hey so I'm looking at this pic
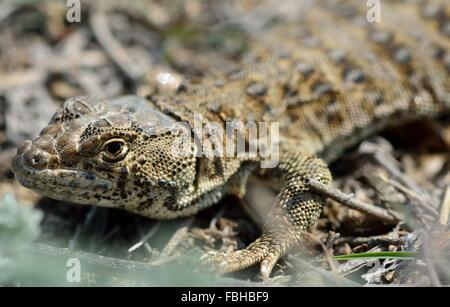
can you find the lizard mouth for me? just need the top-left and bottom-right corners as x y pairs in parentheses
(11, 154), (112, 192)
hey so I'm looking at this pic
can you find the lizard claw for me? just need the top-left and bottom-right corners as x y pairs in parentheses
(202, 238), (283, 279)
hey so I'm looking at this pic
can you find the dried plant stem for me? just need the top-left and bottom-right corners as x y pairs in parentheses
(307, 178), (398, 224)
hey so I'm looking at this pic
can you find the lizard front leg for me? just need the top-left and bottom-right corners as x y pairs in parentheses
(205, 151), (332, 279)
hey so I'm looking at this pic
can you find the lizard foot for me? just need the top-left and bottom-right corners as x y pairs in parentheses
(204, 153), (332, 279)
(203, 234), (290, 279)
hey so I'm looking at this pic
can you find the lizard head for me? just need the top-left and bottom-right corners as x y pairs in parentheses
(12, 96), (197, 218)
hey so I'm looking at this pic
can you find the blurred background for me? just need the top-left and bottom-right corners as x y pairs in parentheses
(0, 0), (449, 286)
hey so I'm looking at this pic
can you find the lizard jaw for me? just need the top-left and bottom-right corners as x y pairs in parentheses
(12, 148), (113, 204)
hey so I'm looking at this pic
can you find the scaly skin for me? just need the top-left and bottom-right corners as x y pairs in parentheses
(11, 0), (449, 278)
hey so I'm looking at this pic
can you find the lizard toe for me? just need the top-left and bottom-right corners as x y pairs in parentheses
(259, 244), (284, 279)
(202, 237), (284, 277)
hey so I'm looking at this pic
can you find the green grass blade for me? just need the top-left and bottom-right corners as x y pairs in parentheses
(332, 251), (417, 261)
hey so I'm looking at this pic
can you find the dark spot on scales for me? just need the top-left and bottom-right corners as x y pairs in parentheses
(176, 83), (188, 94)
(296, 62), (314, 78)
(328, 49), (346, 63)
(227, 69), (245, 81)
(371, 31), (393, 45)
(246, 81), (268, 97)
(117, 167), (129, 199)
(421, 3), (442, 19)
(81, 172), (96, 181)
(325, 102), (342, 125)
(343, 68), (366, 83)
(441, 21), (450, 38)
(312, 81), (332, 96)
(137, 199), (153, 211)
(164, 194), (179, 211)
(394, 48), (412, 65)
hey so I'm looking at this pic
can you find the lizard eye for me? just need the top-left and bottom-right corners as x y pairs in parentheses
(106, 141), (123, 155)
(102, 139), (128, 162)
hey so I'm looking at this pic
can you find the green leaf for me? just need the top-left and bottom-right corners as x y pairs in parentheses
(332, 251), (417, 261)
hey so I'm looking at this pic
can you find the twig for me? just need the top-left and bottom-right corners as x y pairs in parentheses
(360, 141), (440, 218)
(373, 151), (422, 195)
(421, 231), (442, 287)
(0, 70), (45, 92)
(439, 185), (450, 226)
(386, 178), (440, 218)
(322, 232), (340, 273)
(90, 8), (144, 83)
(160, 226), (189, 257)
(326, 231), (340, 249)
(320, 242), (339, 274)
(334, 232), (405, 246)
(306, 178), (398, 224)
(128, 221), (162, 253)
(150, 226), (190, 265)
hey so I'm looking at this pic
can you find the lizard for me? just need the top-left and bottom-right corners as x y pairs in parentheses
(11, 0), (450, 279)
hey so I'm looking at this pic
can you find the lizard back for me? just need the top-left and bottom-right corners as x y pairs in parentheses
(150, 0), (450, 162)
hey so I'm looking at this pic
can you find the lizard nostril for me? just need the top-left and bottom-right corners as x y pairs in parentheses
(24, 149), (51, 170)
